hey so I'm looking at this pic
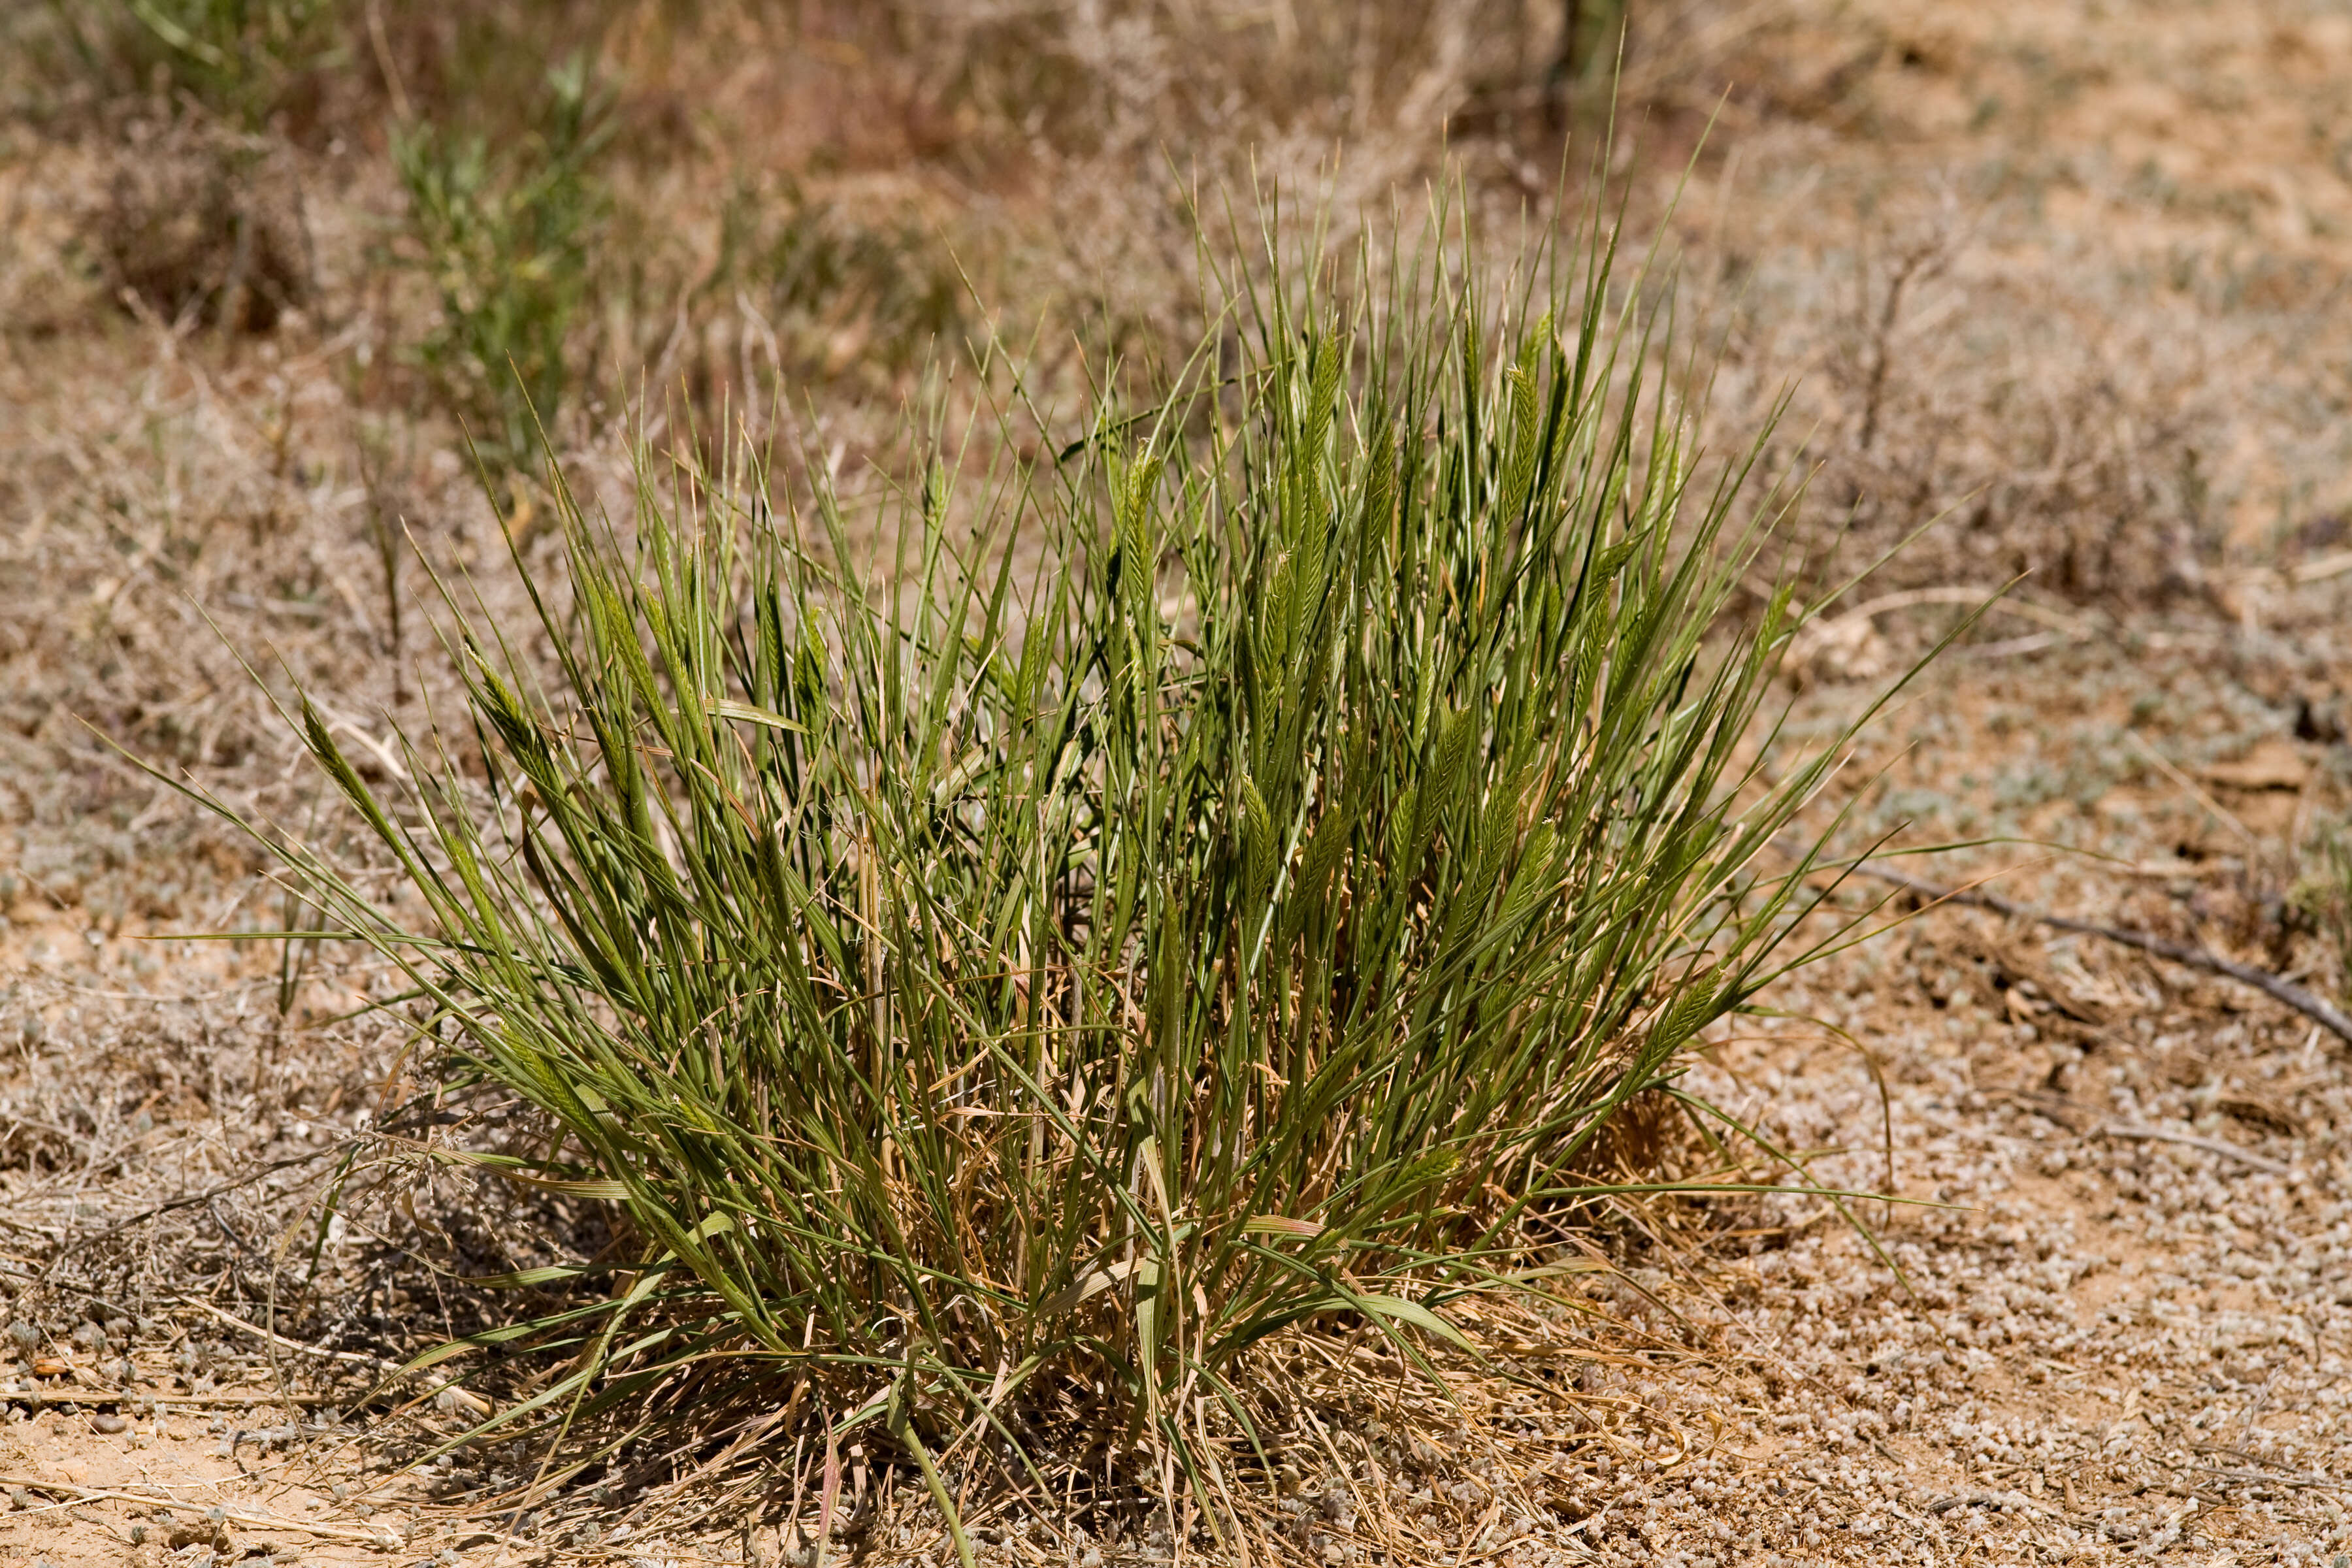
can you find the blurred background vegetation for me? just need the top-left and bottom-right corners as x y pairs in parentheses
(6, 0), (1668, 474)
(12, 0), (2350, 591)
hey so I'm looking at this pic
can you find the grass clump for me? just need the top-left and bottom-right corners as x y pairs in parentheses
(257, 214), (1892, 1533)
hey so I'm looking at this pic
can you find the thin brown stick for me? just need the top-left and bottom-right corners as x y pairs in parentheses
(2100, 1123), (2293, 1177)
(42, 1146), (344, 1264)
(2125, 732), (2254, 847)
(1, 1389), (340, 1410)
(1850, 859), (2352, 1045)
(176, 1298), (401, 1375)
(0, 1472), (400, 1546)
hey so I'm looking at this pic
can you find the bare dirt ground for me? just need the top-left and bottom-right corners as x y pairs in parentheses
(5, 2), (2352, 1565)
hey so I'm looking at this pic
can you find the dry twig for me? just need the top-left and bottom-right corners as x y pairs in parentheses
(2099, 1123), (2293, 1177)
(1844, 859), (2352, 1045)
(0, 1472), (400, 1546)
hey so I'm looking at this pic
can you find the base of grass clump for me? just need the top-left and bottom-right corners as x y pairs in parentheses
(223, 204), (1912, 1551)
(424, 1280), (1708, 1563)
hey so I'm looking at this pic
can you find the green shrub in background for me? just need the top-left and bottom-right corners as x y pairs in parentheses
(1550, 0), (1633, 115)
(48, 0), (344, 126)
(247, 210), (1905, 1543)
(393, 56), (608, 474)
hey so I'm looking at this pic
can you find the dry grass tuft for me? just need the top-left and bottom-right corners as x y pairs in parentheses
(95, 115), (313, 333)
